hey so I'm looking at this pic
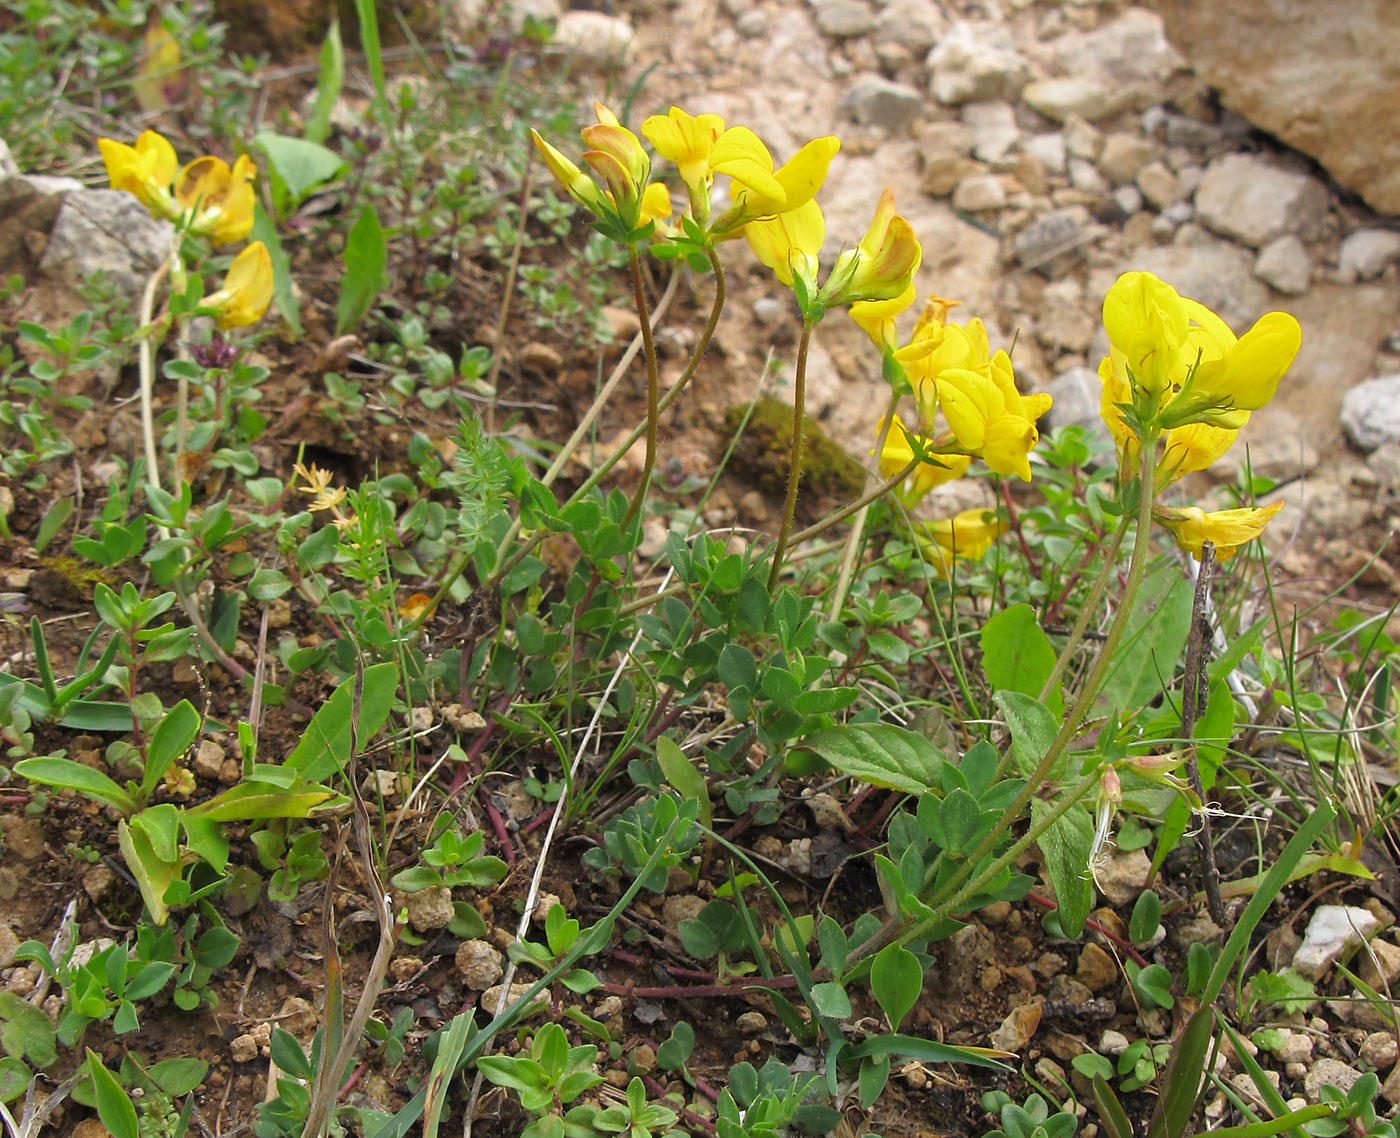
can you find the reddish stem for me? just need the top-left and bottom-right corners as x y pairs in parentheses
(485, 798), (516, 866)
(1025, 891), (1149, 966)
(600, 976), (798, 998)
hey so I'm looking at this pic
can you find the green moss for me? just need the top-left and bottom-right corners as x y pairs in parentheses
(721, 398), (865, 507)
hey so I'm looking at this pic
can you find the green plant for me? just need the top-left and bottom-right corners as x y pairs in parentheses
(390, 822), (508, 893)
(978, 1091), (1077, 1138)
(477, 1022), (606, 1138)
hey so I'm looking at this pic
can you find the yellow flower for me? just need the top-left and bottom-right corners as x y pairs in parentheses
(1153, 501), (1284, 562)
(850, 281), (917, 354)
(1102, 270), (1189, 397)
(641, 106), (726, 219)
(98, 130), (178, 217)
(174, 153), (257, 244)
(820, 188), (921, 307)
(875, 415), (971, 505)
(708, 129), (840, 237)
(530, 128), (608, 214)
(894, 312), (991, 427)
(917, 508), (1003, 577)
(203, 241), (273, 329)
(936, 351), (1052, 481)
(744, 199), (824, 291)
(639, 182), (673, 228)
(1158, 309), (1302, 430)
(293, 461), (349, 514)
(532, 103), (655, 233)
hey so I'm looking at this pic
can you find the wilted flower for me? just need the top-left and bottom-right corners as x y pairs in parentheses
(1152, 501), (1284, 562)
(174, 153), (257, 244)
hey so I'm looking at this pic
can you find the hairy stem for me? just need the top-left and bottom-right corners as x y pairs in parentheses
(620, 246), (661, 533)
(828, 390), (901, 621)
(768, 319), (814, 591)
(137, 248), (176, 495)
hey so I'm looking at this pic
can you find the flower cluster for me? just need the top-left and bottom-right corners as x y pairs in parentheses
(98, 129), (272, 329)
(1097, 271), (1301, 561)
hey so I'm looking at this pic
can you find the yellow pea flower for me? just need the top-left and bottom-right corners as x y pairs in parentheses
(820, 188), (922, 307)
(936, 351), (1052, 482)
(744, 199), (824, 292)
(709, 130), (840, 237)
(850, 281), (917, 354)
(917, 508), (1004, 577)
(203, 241), (273, 329)
(1152, 501), (1284, 562)
(895, 313), (991, 429)
(1158, 310), (1302, 430)
(530, 129), (608, 213)
(174, 153), (257, 245)
(875, 415), (971, 505)
(641, 105), (726, 221)
(1102, 270), (1188, 397)
(98, 130), (179, 217)
(531, 103), (654, 232)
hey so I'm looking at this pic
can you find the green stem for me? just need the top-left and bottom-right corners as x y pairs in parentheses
(137, 249), (176, 498)
(827, 391), (901, 622)
(767, 319), (814, 591)
(854, 431), (1161, 961)
(1037, 523), (1128, 704)
(620, 246), (661, 533)
(784, 452), (920, 549)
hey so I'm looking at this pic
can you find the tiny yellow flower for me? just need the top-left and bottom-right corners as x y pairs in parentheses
(820, 188), (922, 308)
(293, 462), (346, 512)
(174, 153), (257, 245)
(917, 508), (1003, 577)
(875, 415), (970, 505)
(936, 351), (1052, 482)
(1101, 270), (1189, 397)
(203, 241), (273, 329)
(1153, 501), (1285, 562)
(98, 130), (178, 217)
(744, 199), (824, 291)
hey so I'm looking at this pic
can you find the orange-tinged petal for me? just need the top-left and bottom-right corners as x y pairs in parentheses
(1154, 501), (1284, 562)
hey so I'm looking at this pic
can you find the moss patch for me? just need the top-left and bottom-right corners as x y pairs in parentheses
(721, 398), (865, 508)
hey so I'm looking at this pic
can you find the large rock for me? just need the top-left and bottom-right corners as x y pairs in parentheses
(1194, 154), (1329, 248)
(37, 189), (173, 301)
(1154, 0), (1400, 214)
(1341, 375), (1400, 452)
(927, 21), (1028, 106)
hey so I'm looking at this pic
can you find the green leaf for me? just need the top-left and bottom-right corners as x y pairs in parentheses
(1146, 1007), (1213, 1138)
(254, 131), (346, 207)
(846, 1033), (1010, 1071)
(187, 781), (333, 822)
(655, 1021), (694, 1070)
(148, 1057), (209, 1096)
(1092, 1075), (1134, 1138)
(142, 697), (200, 795)
(391, 867), (442, 892)
(1094, 562), (1193, 718)
(809, 981), (851, 1021)
(270, 1028), (312, 1079)
(87, 1049), (139, 1138)
(0, 1056), (33, 1104)
(0, 991), (57, 1066)
(791, 686), (861, 715)
(654, 738), (711, 831)
(995, 691), (1061, 781)
(336, 205), (388, 334)
(286, 662), (398, 781)
(981, 604), (1062, 714)
(798, 723), (946, 795)
(131, 803), (180, 863)
(118, 819), (177, 925)
(871, 943), (922, 1029)
(250, 206), (302, 335)
(305, 19), (344, 144)
(1033, 800), (1094, 938)
(1130, 889), (1162, 945)
(14, 757), (136, 814)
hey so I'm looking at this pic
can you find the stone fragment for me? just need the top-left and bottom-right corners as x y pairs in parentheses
(0, 924), (17, 970)
(0, 816), (45, 861)
(1037, 280), (1096, 352)
(840, 74), (923, 132)
(990, 1001), (1042, 1052)
(1063, 116), (1103, 161)
(1049, 9), (1187, 111)
(1193, 154), (1330, 248)
(481, 982), (546, 1015)
(1230, 1070), (1281, 1112)
(1254, 235), (1311, 295)
(736, 1010), (768, 1034)
(193, 739), (226, 780)
(82, 865), (116, 902)
(1068, 158), (1107, 196)
(1113, 186), (1144, 216)
(1095, 849), (1149, 907)
(456, 939), (504, 989)
(1099, 1029), (1130, 1056)
(1361, 1032), (1398, 1070)
(1023, 78), (1116, 124)
(1023, 132), (1067, 175)
(1097, 133), (1161, 186)
(1338, 229), (1400, 282)
(963, 101), (1020, 164)
(1273, 1030), (1313, 1065)
(0, 172), (82, 272)
(37, 189), (174, 302)
(1135, 161), (1181, 209)
(952, 174), (1006, 212)
(875, 0), (945, 55)
(1012, 209), (1089, 278)
(661, 894), (705, 933)
(1040, 368), (1112, 448)
(1292, 905), (1382, 980)
(552, 11), (633, 66)
(813, 0), (876, 38)
(230, 1034), (259, 1063)
(1155, 0), (1400, 213)
(405, 886), (455, 932)
(1303, 1058), (1363, 1103)
(927, 21), (1027, 106)
(1076, 943), (1118, 992)
(1341, 375), (1400, 452)
(1360, 937), (1400, 988)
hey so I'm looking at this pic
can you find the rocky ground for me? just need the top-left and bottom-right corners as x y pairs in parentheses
(4, 0), (1400, 1131)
